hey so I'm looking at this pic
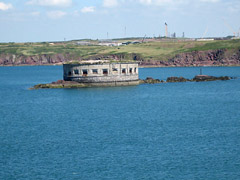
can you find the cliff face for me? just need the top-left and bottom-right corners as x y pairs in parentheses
(0, 49), (240, 67)
(0, 54), (70, 66)
(139, 49), (240, 67)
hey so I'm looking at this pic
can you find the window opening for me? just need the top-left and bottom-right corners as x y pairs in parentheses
(74, 69), (79, 75)
(92, 69), (98, 74)
(82, 69), (88, 76)
(68, 71), (72, 76)
(112, 68), (118, 72)
(129, 68), (133, 74)
(134, 67), (137, 73)
(122, 68), (126, 74)
(103, 69), (108, 75)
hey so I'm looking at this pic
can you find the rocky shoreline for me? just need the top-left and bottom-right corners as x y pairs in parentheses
(31, 75), (234, 89)
(140, 75), (232, 84)
(139, 49), (240, 67)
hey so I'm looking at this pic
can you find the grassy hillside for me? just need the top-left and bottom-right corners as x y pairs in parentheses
(0, 39), (240, 61)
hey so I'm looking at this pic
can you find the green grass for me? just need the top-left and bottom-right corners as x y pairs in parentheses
(97, 39), (240, 61)
(0, 39), (240, 61)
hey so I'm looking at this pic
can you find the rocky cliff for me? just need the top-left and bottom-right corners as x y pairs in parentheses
(1, 49), (240, 67)
(139, 49), (240, 67)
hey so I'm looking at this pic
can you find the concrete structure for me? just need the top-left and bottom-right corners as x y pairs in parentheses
(76, 41), (92, 46)
(98, 42), (122, 46)
(197, 38), (214, 41)
(165, 23), (168, 37)
(63, 60), (139, 86)
(98, 39), (123, 46)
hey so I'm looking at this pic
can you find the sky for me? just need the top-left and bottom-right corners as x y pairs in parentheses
(0, 0), (239, 42)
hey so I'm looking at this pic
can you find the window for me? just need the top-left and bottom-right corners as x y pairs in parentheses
(122, 68), (126, 74)
(112, 68), (118, 72)
(134, 67), (137, 73)
(92, 69), (98, 74)
(82, 69), (88, 76)
(74, 69), (79, 75)
(129, 68), (133, 74)
(103, 69), (108, 75)
(68, 71), (72, 76)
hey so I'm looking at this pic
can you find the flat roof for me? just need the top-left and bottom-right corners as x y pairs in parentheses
(64, 60), (138, 65)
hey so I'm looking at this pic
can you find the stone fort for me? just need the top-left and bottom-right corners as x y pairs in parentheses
(63, 60), (139, 86)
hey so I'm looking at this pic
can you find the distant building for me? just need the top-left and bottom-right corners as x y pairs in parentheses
(76, 41), (92, 45)
(63, 60), (139, 86)
(231, 37), (240, 40)
(98, 42), (122, 46)
(197, 38), (214, 41)
(98, 39), (122, 46)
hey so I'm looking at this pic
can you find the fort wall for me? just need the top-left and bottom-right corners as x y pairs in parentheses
(63, 62), (139, 85)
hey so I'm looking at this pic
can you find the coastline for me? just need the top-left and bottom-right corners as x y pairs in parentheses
(1, 63), (240, 68)
(139, 64), (240, 68)
(1, 40), (239, 68)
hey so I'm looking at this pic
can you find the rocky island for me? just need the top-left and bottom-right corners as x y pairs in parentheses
(32, 60), (140, 89)
(31, 75), (233, 89)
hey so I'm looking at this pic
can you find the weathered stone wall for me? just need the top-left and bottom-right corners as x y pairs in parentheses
(68, 75), (139, 83)
(63, 63), (139, 83)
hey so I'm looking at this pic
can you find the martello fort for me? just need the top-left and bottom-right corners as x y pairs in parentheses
(63, 60), (139, 86)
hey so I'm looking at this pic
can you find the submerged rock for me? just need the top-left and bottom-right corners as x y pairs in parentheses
(192, 75), (231, 82)
(140, 77), (163, 84)
(166, 76), (189, 82)
(31, 80), (87, 89)
(166, 75), (232, 83)
(31, 79), (140, 89)
(31, 75), (234, 89)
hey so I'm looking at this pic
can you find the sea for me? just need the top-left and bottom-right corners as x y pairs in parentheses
(0, 66), (240, 180)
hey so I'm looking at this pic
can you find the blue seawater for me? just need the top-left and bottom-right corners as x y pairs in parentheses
(0, 66), (240, 180)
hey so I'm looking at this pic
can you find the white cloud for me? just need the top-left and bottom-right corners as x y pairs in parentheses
(30, 11), (40, 16)
(101, 0), (194, 8)
(81, 6), (95, 13)
(139, 0), (152, 4)
(226, 1), (240, 13)
(72, 10), (79, 16)
(47, 11), (66, 19)
(27, 0), (72, 7)
(136, 0), (220, 6)
(103, 0), (119, 7)
(154, 0), (174, 5)
(200, 0), (219, 2)
(0, 2), (13, 11)
(135, 0), (188, 6)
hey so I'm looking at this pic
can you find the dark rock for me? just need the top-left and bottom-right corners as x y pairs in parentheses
(139, 49), (240, 67)
(166, 76), (189, 82)
(140, 77), (162, 84)
(192, 75), (231, 82)
(31, 80), (87, 89)
(31, 74), (234, 89)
